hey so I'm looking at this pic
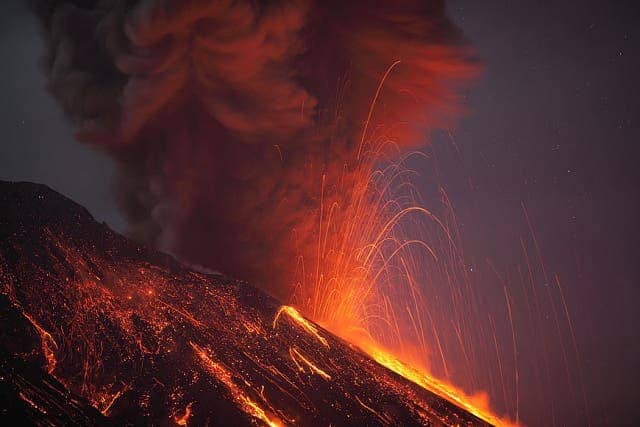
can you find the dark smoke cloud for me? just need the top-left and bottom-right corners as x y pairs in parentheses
(35, 0), (476, 297)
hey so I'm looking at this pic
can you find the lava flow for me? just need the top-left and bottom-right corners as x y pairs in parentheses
(0, 180), (492, 426)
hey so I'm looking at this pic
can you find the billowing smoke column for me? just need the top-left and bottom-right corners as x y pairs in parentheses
(36, 0), (476, 298)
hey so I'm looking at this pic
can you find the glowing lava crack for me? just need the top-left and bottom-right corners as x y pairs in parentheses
(0, 181), (492, 426)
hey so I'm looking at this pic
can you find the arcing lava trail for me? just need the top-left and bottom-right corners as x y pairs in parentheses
(0, 180), (490, 426)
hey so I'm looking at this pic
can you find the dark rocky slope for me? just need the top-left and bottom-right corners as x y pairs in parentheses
(0, 181), (488, 426)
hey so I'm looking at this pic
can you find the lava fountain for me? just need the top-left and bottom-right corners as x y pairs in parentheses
(285, 63), (516, 426)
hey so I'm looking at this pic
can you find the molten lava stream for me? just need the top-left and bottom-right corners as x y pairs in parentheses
(353, 337), (517, 427)
(278, 298), (517, 426)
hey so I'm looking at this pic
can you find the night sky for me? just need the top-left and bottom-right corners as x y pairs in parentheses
(1, 0), (639, 425)
(442, 2), (639, 423)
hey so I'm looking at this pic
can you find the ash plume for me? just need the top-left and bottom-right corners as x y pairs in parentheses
(35, 0), (477, 297)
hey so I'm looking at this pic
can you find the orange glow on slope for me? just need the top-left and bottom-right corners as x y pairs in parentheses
(190, 342), (283, 427)
(100, 387), (129, 416)
(273, 305), (329, 348)
(289, 347), (332, 380)
(354, 395), (390, 424)
(174, 402), (193, 426)
(279, 301), (517, 426)
(23, 312), (58, 374)
(19, 391), (47, 414)
(272, 303), (513, 424)
(357, 338), (517, 427)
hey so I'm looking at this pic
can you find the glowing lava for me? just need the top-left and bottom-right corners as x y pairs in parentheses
(273, 306), (329, 348)
(0, 180), (492, 426)
(174, 402), (193, 426)
(191, 342), (283, 427)
(357, 339), (517, 427)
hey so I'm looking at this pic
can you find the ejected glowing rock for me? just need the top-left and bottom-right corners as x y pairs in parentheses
(0, 181), (490, 426)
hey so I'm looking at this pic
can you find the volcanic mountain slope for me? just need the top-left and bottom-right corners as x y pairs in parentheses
(0, 181), (489, 426)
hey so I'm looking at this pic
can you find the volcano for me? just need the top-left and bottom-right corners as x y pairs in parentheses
(0, 180), (489, 426)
